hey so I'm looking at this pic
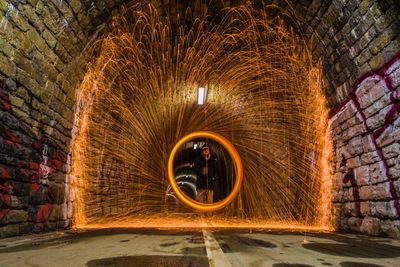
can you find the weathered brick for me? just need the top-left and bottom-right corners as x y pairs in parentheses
(20, 4), (46, 33)
(370, 29), (397, 56)
(376, 125), (395, 147)
(355, 165), (370, 185)
(360, 216), (381, 235)
(369, 162), (387, 184)
(49, 203), (67, 221)
(0, 52), (17, 77)
(374, 183), (392, 200)
(380, 219), (400, 238)
(360, 201), (371, 216)
(6, 209), (28, 223)
(360, 185), (372, 200)
(382, 142), (400, 160)
(42, 29), (57, 48)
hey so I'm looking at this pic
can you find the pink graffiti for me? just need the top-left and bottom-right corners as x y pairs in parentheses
(330, 52), (400, 216)
(340, 155), (360, 213)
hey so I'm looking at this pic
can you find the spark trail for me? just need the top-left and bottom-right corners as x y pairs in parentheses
(71, 4), (333, 230)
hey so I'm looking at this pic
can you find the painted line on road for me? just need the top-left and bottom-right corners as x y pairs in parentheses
(202, 229), (232, 267)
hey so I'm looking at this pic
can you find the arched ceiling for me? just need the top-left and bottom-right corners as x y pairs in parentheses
(53, 0), (400, 107)
(0, 0), (399, 113)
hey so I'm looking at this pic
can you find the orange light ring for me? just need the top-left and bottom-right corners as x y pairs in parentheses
(167, 131), (243, 212)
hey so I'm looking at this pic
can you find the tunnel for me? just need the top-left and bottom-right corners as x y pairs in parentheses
(0, 0), (400, 265)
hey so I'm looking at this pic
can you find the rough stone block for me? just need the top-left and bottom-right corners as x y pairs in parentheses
(374, 183), (391, 201)
(360, 216), (381, 236)
(360, 201), (371, 216)
(69, 186), (75, 202)
(366, 105), (392, 130)
(360, 185), (372, 200)
(332, 189), (343, 202)
(49, 182), (66, 204)
(356, 79), (386, 109)
(344, 202), (358, 217)
(347, 124), (366, 137)
(348, 217), (362, 232)
(363, 94), (391, 119)
(14, 86), (31, 104)
(0, 52), (17, 77)
(0, 224), (20, 238)
(389, 164), (400, 179)
(347, 156), (361, 169)
(347, 137), (364, 156)
(388, 200), (400, 219)
(374, 201), (388, 217)
(49, 203), (67, 221)
(28, 204), (53, 223)
(380, 219), (400, 238)
(10, 195), (24, 208)
(355, 165), (370, 185)
(332, 172), (343, 190)
(370, 28), (397, 56)
(20, 4), (45, 33)
(49, 171), (66, 184)
(361, 151), (380, 165)
(18, 222), (32, 236)
(6, 209), (28, 223)
(9, 94), (24, 108)
(370, 54), (385, 70)
(362, 135), (375, 153)
(370, 162), (387, 184)
(382, 142), (399, 160)
(376, 125), (395, 147)
(332, 215), (341, 230)
(8, 5), (31, 32)
(339, 216), (350, 230)
(342, 187), (351, 202)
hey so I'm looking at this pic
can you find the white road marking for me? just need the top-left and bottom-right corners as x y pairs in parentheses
(202, 229), (232, 267)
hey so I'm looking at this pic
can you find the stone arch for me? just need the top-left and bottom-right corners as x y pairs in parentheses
(0, 0), (399, 238)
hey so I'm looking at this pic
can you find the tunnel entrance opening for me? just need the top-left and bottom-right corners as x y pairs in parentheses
(70, 4), (333, 230)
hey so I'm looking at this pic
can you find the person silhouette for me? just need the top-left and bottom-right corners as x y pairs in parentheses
(194, 144), (221, 203)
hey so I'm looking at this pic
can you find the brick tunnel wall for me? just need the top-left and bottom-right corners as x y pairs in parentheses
(0, 0), (399, 238)
(291, 0), (400, 238)
(0, 0), (132, 238)
(329, 54), (400, 238)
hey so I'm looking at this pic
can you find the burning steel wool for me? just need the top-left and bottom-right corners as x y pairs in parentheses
(71, 4), (333, 230)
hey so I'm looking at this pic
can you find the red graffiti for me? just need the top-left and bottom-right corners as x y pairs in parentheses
(0, 209), (10, 221)
(2, 129), (19, 143)
(0, 165), (12, 180)
(16, 162), (40, 171)
(31, 204), (53, 223)
(0, 83), (11, 111)
(0, 81), (67, 225)
(330, 52), (400, 216)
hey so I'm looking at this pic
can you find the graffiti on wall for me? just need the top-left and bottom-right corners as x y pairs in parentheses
(0, 81), (67, 226)
(339, 154), (360, 213)
(330, 53), (400, 217)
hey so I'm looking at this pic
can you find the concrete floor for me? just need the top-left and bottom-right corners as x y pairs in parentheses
(0, 228), (399, 267)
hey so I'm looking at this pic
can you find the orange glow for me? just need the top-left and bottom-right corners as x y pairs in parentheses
(70, 4), (334, 230)
(74, 215), (332, 232)
(168, 131), (243, 212)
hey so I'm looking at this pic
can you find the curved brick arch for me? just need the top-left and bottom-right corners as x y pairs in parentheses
(0, 0), (399, 238)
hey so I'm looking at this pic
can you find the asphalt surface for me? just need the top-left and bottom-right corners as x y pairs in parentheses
(0, 228), (399, 267)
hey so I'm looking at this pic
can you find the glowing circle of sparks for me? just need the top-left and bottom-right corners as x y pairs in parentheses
(168, 131), (243, 212)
